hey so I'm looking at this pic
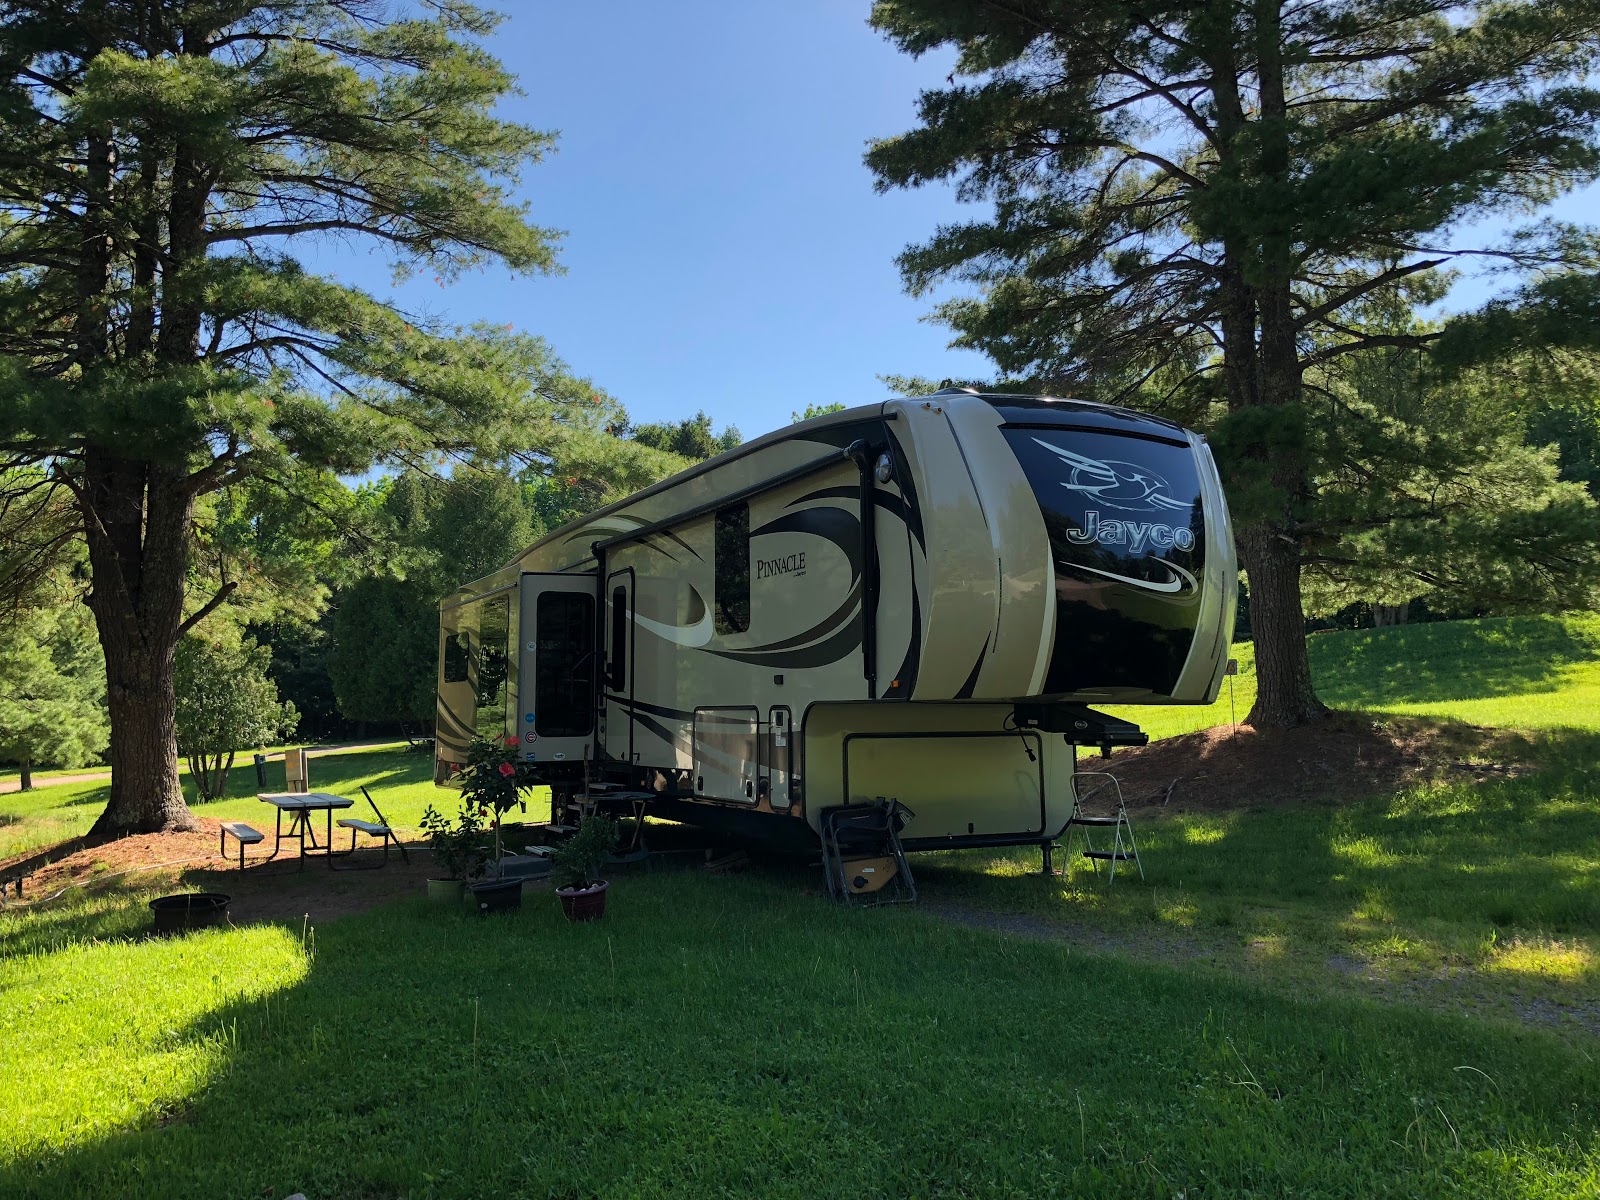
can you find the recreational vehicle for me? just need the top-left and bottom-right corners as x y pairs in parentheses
(436, 389), (1236, 865)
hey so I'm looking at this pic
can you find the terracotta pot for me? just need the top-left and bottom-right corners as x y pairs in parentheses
(556, 879), (609, 922)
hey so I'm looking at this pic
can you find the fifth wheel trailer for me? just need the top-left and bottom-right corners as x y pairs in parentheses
(435, 388), (1236, 855)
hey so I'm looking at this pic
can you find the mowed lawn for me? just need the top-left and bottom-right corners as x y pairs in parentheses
(3, 871), (1599, 1199)
(0, 745), (468, 863)
(1, 613), (1598, 1198)
(1109, 611), (1600, 740)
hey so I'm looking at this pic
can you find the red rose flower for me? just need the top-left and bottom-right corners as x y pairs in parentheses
(497, 762), (516, 778)
(504, 736), (520, 748)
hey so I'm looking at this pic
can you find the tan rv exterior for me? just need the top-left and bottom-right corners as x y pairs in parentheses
(437, 390), (1236, 852)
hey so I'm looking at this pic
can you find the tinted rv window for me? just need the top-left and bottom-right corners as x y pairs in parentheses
(714, 503), (751, 635)
(442, 630), (469, 683)
(535, 591), (595, 737)
(474, 596), (511, 738)
(609, 586), (628, 691)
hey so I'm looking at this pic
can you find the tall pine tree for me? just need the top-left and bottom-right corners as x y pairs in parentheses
(0, 1), (576, 833)
(867, 0), (1600, 726)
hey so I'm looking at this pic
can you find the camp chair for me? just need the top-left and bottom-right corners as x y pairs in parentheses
(331, 786), (410, 870)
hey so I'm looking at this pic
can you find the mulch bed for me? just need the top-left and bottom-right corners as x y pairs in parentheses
(1100, 712), (1539, 816)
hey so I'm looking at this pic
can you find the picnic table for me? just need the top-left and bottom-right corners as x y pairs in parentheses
(257, 792), (355, 869)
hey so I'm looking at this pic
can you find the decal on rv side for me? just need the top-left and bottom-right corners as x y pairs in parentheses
(756, 551), (806, 580)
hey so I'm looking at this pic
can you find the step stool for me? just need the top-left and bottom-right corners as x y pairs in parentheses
(1066, 772), (1143, 884)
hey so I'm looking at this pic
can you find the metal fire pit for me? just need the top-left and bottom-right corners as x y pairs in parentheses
(149, 892), (231, 935)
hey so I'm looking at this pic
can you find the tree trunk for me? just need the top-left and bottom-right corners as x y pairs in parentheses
(81, 452), (199, 835)
(1233, 0), (1328, 730)
(19, 756), (31, 792)
(1239, 526), (1327, 727)
(94, 665), (191, 834)
(1372, 601), (1410, 627)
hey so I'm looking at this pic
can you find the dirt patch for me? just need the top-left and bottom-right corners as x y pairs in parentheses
(1096, 713), (1538, 816)
(3, 817), (449, 928)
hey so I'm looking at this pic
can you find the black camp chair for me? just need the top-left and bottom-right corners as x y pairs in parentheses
(331, 787), (410, 870)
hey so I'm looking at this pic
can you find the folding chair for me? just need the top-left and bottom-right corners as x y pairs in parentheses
(331, 786), (411, 870)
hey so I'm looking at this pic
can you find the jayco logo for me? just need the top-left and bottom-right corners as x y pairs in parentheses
(756, 552), (806, 580)
(1067, 510), (1194, 553)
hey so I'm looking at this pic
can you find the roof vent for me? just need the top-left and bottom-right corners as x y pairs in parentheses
(932, 384), (981, 396)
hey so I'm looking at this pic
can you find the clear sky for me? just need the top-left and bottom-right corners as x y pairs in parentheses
(322, 0), (989, 443)
(322, 1), (1598, 446)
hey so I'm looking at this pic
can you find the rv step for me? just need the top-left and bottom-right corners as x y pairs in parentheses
(1082, 850), (1137, 861)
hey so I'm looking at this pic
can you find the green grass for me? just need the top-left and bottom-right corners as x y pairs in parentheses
(0, 739), (406, 790)
(3, 614), (1600, 1196)
(3, 870), (1598, 1199)
(1110, 612), (1600, 740)
(919, 726), (1600, 1032)
(0, 745), (452, 862)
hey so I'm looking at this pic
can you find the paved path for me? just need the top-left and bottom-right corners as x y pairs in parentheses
(0, 742), (410, 796)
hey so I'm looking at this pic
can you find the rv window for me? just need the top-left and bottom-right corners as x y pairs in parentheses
(535, 591), (595, 738)
(714, 503), (750, 635)
(442, 629), (469, 683)
(609, 586), (628, 692)
(474, 596), (511, 738)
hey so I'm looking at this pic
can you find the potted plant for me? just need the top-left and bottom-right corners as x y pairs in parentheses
(552, 813), (620, 922)
(420, 800), (490, 903)
(458, 735), (535, 913)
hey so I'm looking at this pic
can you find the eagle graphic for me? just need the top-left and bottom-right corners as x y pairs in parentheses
(1032, 438), (1192, 513)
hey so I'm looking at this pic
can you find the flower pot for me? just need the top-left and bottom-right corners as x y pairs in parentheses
(467, 877), (524, 915)
(149, 892), (230, 936)
(426, 877), (464, 904)
(556, 880), (610, 922)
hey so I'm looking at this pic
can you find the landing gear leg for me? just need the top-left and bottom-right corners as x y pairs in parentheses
(1041, 841), (1063, 877)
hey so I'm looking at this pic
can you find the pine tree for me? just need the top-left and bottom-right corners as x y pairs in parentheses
(0, 1), (574, 832)
(0, 602), (107, 791)
(867, 0), (1600, 726)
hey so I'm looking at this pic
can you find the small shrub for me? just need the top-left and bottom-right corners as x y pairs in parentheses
(551, 814), (620, 892)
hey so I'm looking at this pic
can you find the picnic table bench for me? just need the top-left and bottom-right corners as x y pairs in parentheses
(218, 821), (265, 869)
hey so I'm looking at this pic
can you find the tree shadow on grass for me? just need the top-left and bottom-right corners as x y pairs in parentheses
(915, 726), (1600, 1014)
(1309, 616), (1600, 707)
(4, 876), (1600, 1199)
(62, 785), (112, 808)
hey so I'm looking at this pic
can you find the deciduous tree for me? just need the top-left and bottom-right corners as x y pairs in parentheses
(173, 633), (295, 802)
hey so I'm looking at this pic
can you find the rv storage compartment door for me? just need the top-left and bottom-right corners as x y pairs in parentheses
(693, 707), (758, 802)
(518, 573), (597, 766)
(843, 732), (1045, 843)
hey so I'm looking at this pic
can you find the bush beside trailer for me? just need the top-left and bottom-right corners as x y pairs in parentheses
(436, 389), (1237, 855)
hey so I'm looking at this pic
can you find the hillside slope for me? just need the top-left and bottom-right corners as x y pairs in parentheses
(1109, 612), (1600, 740)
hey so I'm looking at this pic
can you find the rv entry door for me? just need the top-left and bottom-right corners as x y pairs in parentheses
(517, 572), (597, 766)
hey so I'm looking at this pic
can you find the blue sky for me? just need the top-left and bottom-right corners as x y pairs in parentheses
(324, 0), (988, 442)
(323, 1), (1598, 446)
